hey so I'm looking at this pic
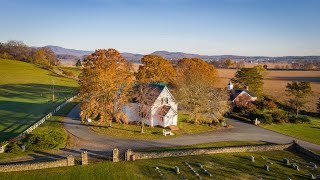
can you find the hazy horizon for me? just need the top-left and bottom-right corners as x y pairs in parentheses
(0, 0), (319, 56)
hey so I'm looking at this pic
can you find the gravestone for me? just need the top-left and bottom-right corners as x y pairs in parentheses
(309, 174), (315, 179)
(292, 164), (299, 171)
(287, 177), (291, 180)
(283, 158), (290, 165)
(81, 151), (88, 165)
(310, 162), (317, 169)
(264, 165), (269, 171)
(197, 163), (203, 168)
(175, 166), (180, 174)
(20, 144), (26, 152)
(249, 156), (255, 162)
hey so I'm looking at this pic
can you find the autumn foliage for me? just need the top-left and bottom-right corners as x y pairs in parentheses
(79, 49), (133, 125)
(135, 54), (176, 84)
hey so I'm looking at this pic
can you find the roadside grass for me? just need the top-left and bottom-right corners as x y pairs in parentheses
(89, 113), (222, 140)
(0, 100), (79, 161)
(0, 59), (78, 142)
(0, 150), (319, 179)
(261, 117), (320, 145)
(137, 141), (268, 152)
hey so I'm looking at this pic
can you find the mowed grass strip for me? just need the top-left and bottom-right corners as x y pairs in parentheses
(0, 150), (319, 179)
(0, 59), (78, 141)
(261, 117), (320, 145)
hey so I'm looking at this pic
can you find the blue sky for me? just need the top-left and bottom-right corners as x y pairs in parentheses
(0, 0), (319, 56)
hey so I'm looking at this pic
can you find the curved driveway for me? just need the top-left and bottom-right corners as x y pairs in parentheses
(64, 105), (320, 152)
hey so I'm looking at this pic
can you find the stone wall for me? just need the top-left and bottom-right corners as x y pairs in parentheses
(292, 142), (320, 162)
(0, 156), (75, 173)
(132, 143), (293, 160)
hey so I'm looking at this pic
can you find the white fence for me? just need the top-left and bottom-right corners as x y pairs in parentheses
(0, 96), (76, 153)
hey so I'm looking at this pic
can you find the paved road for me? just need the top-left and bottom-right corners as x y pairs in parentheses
(64, 104), (320, 152)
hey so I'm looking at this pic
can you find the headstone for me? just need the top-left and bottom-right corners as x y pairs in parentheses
(309, 174), (315, 179)
(264, 165), (269, 171)
(155, 166), (159, 170)
(249, 156), (255, 162)
(175, 166), (180, 174)
(310, 162), (318, 169)
(197, 163), (203, 168)
(287, 177), (291, 180)
(20, 144), (26, 152)
(283, 158), (290, 165)
(292, 164), (299, 171)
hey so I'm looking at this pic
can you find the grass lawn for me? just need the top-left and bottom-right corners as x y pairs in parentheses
(261, 117), (320, 145)
(0, 100), (79, 161)
(0, 150), (319, 179)
(0, 59), (78, 142)
(89, 113), (222, 140)
(56, 66), (82, 77)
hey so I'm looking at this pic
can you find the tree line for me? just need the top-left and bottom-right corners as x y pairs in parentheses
(0, 40), (60, 66)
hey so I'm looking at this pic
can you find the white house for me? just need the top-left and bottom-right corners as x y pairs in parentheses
(122, 84), (178, 128)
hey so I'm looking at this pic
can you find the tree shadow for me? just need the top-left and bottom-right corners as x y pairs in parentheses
(0, 83), (77, 142)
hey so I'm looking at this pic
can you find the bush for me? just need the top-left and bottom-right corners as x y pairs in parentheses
(262, 114), (273, 124)
(5, 142), (22, 153)
(289, 115), (311, 124)
(26, 131), (65, 151)
(271, 110), (288, 123)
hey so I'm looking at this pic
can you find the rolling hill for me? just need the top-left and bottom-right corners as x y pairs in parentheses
(0, 59), (78, 142)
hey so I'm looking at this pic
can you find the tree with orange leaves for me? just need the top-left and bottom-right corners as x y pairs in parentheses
(79, 49), (133, 127)
(135, 54), (176, 84)
(175, 58), (228, 124)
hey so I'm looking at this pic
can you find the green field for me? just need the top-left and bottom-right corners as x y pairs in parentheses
(0, 150), (319, 179)
(0, 59), (78, 142)
(261, 117), (320, 145)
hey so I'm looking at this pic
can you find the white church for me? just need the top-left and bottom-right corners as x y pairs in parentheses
(121, 84), (178, 128)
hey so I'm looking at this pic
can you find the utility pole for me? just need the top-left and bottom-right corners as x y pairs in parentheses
(52, 80), (55, 102)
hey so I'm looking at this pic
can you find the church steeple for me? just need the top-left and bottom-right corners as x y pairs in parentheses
(227, 80), (233, 90)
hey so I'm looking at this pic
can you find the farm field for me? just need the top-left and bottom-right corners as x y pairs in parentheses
(0, 150), (319, 179)
(217, 69), (320, 112)
(0, 59), (78, 142)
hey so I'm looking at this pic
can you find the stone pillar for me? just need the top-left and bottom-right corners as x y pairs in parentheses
(82, 151), (88, 165)
(67, 155), (75, 166)
(125, 149), (133, 161)
(113, 148), (119, 162)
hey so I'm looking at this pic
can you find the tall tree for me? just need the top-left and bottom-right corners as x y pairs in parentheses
(231, 66), (265, 97)
(79, 49), (133, 127)
(75, 59), (82, 67)
(286, 81), (312, 115)
(135, 55), (176, 84)
(175, 58), (227, 124)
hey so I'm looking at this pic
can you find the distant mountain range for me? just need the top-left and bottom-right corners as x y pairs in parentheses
(44, 45), (320, 65)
